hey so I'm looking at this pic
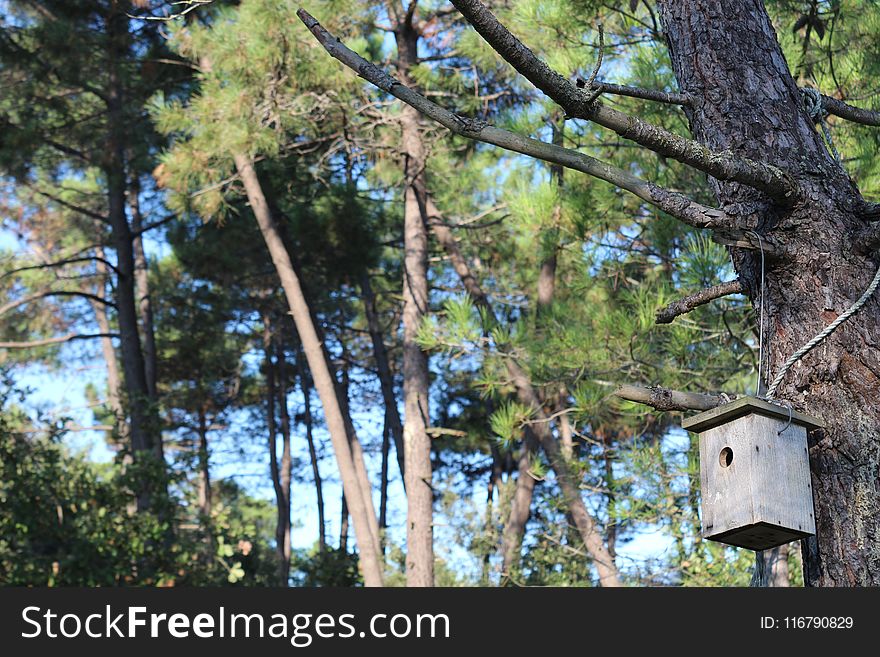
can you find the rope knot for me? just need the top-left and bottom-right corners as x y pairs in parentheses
(800, 86), (826, 122)
(799, 86), (840, 162)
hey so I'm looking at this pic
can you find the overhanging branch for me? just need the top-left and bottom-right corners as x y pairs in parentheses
(448, 0), (800, 207)
(298, 10), (733, 230)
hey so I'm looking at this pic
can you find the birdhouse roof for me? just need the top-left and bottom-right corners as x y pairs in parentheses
(681, 396), (824, 433)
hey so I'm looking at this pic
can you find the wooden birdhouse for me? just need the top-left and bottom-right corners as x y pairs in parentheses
(681, 396), (822, 551)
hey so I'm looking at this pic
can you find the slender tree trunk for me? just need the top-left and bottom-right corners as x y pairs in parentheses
(396, 20), (434, 587)
(196, 404), (213, 565)
(105, 5), (161, 505)
(128, 177), (158, 401)
(91, 248), (126, 441)
(297, 348), (326, 552)
(427, 198), (621, 586)
(261, 316), (288, 586)
(339, 491), (349, 554)
(276, 339), (293, 585)
(235, 154), (383, 586)
(196, 405), (212, 520)
(659, 0), (880, 586)
(360, 272), (406, 482)
(768, 544), (791, 587)
(482, 441), (504, 584)
(558, 408), (574, 460)
(501, 428), (538, 581)
(379, 409), (391, 541)
(336, 348), (382, 561)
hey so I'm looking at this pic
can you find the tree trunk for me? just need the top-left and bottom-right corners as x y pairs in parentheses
(261, 315), (288, 586)
(276, 338), (293, 585)
(501, 427), (538, 581)
(768, 544), (791, 587)
(396, 20), (435, 587)
(427, 199), (621, 586)
(482, 442), (504, 584)
(336, 346), (382, 561)
(297, 348), (326, 552)
(339, 491), (349, 554)
(105, 6), (161, 507)
(360, 272), (406, 482)
(128, 177), (158, 401)
(658, 0), (880, 586)
(235, 153), (383, 586)
(196, 405), (212, 521)
(90, 247), (126, 442)
(379, 410), (391, 541)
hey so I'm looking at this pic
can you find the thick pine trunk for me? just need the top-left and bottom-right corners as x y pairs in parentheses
(236, 154), (383, 586)
(397, 22), (435, 587)
(659, 0), (880, 586)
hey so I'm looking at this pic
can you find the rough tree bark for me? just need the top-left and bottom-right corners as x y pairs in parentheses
(395, 13), (435, 587)
(236, 154), (383, 586)
(658, 0), (880, 586)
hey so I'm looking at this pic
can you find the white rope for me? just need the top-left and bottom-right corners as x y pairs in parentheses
(766, 261), (880, 399)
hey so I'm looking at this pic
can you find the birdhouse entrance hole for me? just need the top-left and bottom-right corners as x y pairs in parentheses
(719, 447), (733, 468)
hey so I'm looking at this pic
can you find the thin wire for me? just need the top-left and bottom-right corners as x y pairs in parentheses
(777, 402), (793, 436)
(749, 231), (766, 397)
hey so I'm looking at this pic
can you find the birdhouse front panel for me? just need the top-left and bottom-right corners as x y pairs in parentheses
(682, 397), (820, 552)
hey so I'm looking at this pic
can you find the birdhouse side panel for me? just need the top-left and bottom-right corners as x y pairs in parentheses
(748, 414), (816, 536)
(698, 418), (758, 538)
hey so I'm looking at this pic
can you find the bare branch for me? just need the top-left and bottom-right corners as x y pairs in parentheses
(615, 384), (731, 412)
(2, 255), (119, 280)
(448, 0), (800, 206)
(655, 279), (745, 324)
(30, 187), (108, 223)
(577, 79), (692, 106)
(298, 10), (733, 230)
(0, 290), (116, 318)
(0, 332), (117, 349)
(819, 93), (880, 127)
